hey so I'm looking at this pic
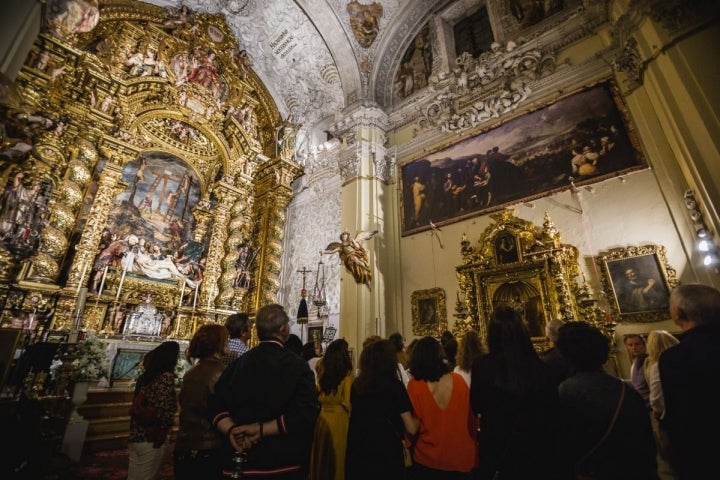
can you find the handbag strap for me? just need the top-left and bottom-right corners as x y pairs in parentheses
(576, 382), (626, 469)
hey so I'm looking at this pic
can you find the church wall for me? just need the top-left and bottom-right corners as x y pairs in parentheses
(280, 166), (342, 341)
(391, 3), (720, 379)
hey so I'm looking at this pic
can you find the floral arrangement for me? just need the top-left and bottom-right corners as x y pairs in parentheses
(174, 356), (192, 387)
(65, 333), (110, 382)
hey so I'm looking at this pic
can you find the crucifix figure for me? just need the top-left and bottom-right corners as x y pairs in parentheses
(296, 266), (312, 324)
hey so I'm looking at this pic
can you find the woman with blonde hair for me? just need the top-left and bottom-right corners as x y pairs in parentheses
(454, 330), (483, 386)
(644, 329), (679, 459)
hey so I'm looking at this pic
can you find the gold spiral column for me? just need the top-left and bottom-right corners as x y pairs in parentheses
(24, 139), (96, 284)
(218, 185), (253, 311)
(198, 182), (235, 311)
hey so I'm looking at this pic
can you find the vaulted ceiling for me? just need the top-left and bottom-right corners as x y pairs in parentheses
(144, 0), (449, 142)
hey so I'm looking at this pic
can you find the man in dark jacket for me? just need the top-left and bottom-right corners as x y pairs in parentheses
(659, 284), (720, 479)
(210, 304), (319, 479)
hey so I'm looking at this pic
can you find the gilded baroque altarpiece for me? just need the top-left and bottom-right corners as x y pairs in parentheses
(0, 1), (303, 345)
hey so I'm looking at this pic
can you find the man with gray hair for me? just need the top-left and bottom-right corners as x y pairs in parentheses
(209, 304), (319, 479)
(659, 283), (720, 479)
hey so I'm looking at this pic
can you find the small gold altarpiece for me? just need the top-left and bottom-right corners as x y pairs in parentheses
(455, 210), (588, 347)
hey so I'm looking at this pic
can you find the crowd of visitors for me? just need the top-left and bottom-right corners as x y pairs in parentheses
(125, 282), (719, 480)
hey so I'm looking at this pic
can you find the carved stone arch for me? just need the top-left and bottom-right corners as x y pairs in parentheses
(370, 0), (438, 107)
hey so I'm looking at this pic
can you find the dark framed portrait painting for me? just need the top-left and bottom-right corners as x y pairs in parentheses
(400, 81), (647, 235)
(308, 325), (324, 346)
(411, 287), (447, 337)
(597, 245), (678, 323)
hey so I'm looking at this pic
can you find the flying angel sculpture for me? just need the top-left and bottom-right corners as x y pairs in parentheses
(324, 230), (378, 288)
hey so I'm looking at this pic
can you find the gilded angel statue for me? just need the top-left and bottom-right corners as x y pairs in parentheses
(324, 230), (378, 288)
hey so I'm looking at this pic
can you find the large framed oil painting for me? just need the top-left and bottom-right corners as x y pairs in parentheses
(77, 152), (208, 295)
(596, 245), (678, 323)
(400, 81), (646, 235)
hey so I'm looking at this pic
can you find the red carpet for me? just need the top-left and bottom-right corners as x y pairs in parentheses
(66, 443), (174, 479)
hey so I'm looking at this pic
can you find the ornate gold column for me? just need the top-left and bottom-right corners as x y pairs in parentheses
(198, 182), (236, 311)
(251, 156), (303, 311)
(23, 138), (96, 284)
(217, 184), (253, 311)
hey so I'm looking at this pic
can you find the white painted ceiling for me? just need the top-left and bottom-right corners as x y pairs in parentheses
(143, 0), (438, 144)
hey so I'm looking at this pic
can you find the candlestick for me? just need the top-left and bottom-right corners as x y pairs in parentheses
(179, 285), (185, 308)
(70, 287), (88, 343)
(116, 265), (127, 300)
(192, 283), (199, 309)
(77, 262), (88, 295)
(97, 266), (109, 296)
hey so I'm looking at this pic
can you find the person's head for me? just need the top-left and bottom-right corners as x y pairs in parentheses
(623, 333), (646, 359)
(187, 324), (228, 360)
(141, 341), (179, 383)
(625, 268), (639, 282)
(317, 338), (352, 394)
(456, 330), (483, 371)
(408, 336), (449, 382)
(255, 304), (290, 342)
(487, 306), (534, 355)
(440, 330), (454, 345)
(284, 333), (303, 355)
(443, 336), (458, 366)
(225, 312), (250, 340)
(545, 319), (566, 345)
(362, 335), (382, 350)
(301, 341), (321, 361)
(388, 332), (405, 353)
(556, 321), (609, 372)
(645, 330), (679, 365)
(356, 339), (400, 392)
(669, 283), (720, 331)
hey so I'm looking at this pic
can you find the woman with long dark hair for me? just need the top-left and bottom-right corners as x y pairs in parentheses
(346, 339), (419, 479)
(309, 339), (354, 480)
(470, 307), (564, 479)
(128, 341), (179, 480)
(174, 324), (229, 480)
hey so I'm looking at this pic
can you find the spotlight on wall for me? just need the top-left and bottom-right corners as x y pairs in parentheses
(684, 189), (720, 273)
(703, 252), (719, 267)
(695, 223), (709, 238)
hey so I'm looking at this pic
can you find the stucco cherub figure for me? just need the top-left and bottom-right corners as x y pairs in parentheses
(324, 230), (378, 288)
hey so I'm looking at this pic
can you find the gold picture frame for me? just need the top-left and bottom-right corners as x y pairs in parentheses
(597, 245), (678, 323)
(411, 288), (447, 337)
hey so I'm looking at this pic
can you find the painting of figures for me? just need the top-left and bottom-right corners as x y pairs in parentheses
(400, 81), (646, 235)
(87, 152), (207, 293)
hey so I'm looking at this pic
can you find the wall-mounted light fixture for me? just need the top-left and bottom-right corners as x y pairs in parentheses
(684, 189), (719, 271)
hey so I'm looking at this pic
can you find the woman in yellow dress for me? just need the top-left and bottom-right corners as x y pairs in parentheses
(309, 338), (354, 480)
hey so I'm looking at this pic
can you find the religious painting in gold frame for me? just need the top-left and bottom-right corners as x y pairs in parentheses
(456, 210), (585, 347)
(411, 287), (447, 337)
(475, 262), (553, 340)
(597, 245), (677, 323)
